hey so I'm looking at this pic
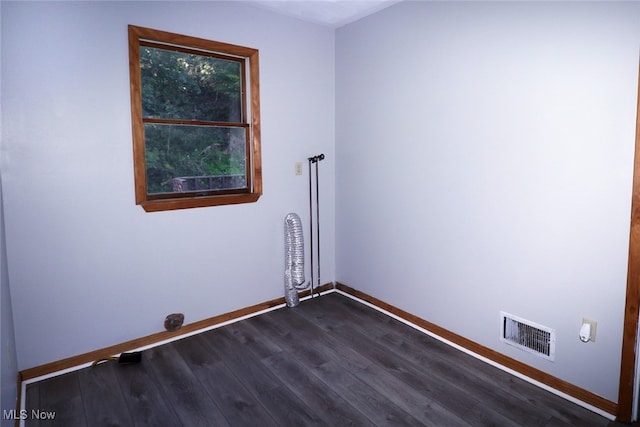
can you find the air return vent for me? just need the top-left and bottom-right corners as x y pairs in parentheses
(500, 312), (555, 361)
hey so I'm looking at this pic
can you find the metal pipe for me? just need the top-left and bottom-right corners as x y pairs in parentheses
(315, 154), (324, 295)
(308, 158), (315, 298)
(307, 154), (325, 297)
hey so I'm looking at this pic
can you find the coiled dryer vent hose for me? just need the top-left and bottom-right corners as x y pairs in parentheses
(284, 212), (308, 307)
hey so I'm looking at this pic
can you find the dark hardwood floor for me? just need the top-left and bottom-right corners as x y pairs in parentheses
(25, 292), (631, 426)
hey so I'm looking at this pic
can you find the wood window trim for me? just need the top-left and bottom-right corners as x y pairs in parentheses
(616, 60), (640, 423)
(128, 25), (262, 212)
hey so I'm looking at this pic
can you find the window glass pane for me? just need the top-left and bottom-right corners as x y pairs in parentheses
(144, 123), (247, 195)
(140, 46), (242, 122)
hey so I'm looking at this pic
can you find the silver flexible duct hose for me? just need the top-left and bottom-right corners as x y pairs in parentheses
(284, 212), (308, 307)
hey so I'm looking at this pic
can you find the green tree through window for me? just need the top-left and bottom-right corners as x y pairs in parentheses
(129, 25), (262, 211)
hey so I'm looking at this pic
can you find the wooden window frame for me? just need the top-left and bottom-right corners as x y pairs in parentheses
(128, 25), (262, 212)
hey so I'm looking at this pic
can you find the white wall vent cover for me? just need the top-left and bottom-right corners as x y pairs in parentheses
(500, 312), (556, 361)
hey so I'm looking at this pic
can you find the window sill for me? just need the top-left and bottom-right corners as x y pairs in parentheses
(140, 192), (261, 212)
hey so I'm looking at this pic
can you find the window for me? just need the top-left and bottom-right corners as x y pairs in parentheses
(128, 25), (262, 212)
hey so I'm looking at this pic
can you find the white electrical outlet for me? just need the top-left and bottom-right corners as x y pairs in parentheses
(582, 318), (597, 342)
(295, 162), (303, 175)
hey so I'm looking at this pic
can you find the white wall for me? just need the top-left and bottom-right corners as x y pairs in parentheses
(0, 3), (19, 419)
(336, 1), (639, 402)
(1, 1), (335, 370)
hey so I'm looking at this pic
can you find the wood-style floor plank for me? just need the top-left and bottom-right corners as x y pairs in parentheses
(199, 328), (326, 426)
(173, 334), (279, 427)
(316, 296), (549, 425)
(27, 372), (85, 427)
(145, 342), (230, 427)
(77, 362), (133, 426)
(292, 303), (511, 426)
(311, 359), (425, 427)
(261, 350), (375, 426)
(238, 311), (423, 426)
(24, 292), (627, 426)
(254, 304), (468, 426)
(111, 356), (182, 427)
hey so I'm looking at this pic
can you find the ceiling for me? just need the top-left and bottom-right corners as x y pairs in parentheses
(246, 0), (404, 28)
